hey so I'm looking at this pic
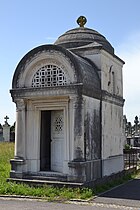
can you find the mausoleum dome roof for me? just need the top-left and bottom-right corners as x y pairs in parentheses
(54, 17), (114, 54)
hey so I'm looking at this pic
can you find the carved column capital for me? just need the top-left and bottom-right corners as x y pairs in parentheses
(15, 99), (26, 111)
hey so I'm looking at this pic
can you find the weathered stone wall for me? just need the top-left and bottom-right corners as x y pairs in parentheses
(102, 102), (124, 158)
(101, 101), (124, 176)
(83, 96), (101, 181)
(84, 96), (101, 160)
(86, 51), (123, 95)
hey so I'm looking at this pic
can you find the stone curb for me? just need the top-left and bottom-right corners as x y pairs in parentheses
(0, 193), (139, 209)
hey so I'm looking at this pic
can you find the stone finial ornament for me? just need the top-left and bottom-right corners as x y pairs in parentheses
(77, 16), (87, 27)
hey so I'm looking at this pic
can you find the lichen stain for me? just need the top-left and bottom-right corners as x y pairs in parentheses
(84, 109), (101, 160)
(74, 96), (83, 136)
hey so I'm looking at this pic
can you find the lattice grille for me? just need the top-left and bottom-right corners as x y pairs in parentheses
(32, 65), (69, 87)
(54, 115), (64, 133)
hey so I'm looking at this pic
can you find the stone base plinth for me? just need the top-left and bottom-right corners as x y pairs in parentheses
(68, 159), (101, 182)
(10, 158), (26, 179)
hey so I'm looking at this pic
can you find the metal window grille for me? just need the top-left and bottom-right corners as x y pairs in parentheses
(32, 65), (68, 87)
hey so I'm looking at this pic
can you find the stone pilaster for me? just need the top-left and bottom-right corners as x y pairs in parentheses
(10, 99), (26, 179)
(73, 96), (85, 161)
(68, 96), (86, 182)
(14, 99), (26, 159)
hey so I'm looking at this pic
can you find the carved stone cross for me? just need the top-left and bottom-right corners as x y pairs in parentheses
(4, 115), (9, 124)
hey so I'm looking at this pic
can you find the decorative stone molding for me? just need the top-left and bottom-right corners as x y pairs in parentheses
(10, 84), (83, 100)
(102, 90), (124, 107)
(15, 48), (77, 88)
(15, 99), (26, 112)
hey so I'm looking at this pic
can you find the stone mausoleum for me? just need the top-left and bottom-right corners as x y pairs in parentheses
(10, 16), (125, 183)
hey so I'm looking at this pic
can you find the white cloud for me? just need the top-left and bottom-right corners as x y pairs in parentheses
(116, 32), (140, 123)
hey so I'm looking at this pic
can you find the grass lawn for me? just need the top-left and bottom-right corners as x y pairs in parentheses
(0, 142), (137, 201)
(0, 142), (93, 200)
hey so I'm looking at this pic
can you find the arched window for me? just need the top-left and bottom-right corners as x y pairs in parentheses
(32, 64), (69, 87)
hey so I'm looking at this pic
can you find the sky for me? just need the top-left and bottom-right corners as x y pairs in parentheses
(0, 0), (140, 125)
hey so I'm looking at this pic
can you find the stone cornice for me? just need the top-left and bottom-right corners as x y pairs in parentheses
(10, 84), (83, 101)
(10, 83), (102, 102)
(102, 90), (124, 107)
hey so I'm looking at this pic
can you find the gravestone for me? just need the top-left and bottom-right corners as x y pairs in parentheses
(3, 116), (10, 142)
(0, 124), (3, 141)
(124, 115), (140, 147)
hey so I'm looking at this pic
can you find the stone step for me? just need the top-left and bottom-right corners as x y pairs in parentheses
(25, 175), (67, 182)
(24, 172), (67, 182)
(7, 177), (83, 188)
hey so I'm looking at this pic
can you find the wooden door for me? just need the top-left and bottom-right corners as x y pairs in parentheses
(51, 110), (64, 172)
